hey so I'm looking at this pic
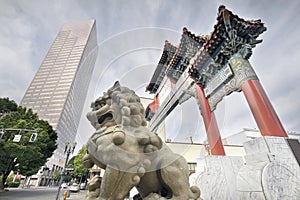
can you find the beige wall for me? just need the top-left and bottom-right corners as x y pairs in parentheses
(166, 143), (245, 163)
(166, 143), (207, 163)
(224, 145), (245, 157)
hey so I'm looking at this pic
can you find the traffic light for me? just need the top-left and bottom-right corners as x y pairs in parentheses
(29, 133), (38, 142)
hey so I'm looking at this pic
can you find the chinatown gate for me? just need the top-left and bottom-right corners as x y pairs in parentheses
(144, 6), (299, 199)
(145, 5), (288, 155)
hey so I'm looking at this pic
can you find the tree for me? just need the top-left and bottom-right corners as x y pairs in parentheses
(70, 146), (88, 183)
(52, 171), (61, 182)
(67, 156), (75, 169)
(0, 105), (57, 190)
(0, 98), (17, 115)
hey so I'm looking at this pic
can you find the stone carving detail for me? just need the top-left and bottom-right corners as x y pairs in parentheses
(86, 175), (102, 199)
(207, 52), (258, 111)
(83, 81), (201, 200)
(262, 162), (300, 200)
(190, 156), (244, 200)
(190, 137), (300, 199)
(238, 137), (300, 199)
(208, 77), (239, 111)
(228, 53), (258, 88)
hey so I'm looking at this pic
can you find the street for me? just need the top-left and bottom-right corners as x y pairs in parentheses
(0, 187), (87, 200)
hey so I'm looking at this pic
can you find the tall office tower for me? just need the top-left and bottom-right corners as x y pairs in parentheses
(21, 19), (98, 171)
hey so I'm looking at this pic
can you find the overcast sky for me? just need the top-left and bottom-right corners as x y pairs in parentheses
(1, 0), (300, 151)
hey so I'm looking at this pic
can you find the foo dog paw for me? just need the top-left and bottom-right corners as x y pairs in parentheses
(86, 175), (101, 200)
(143, 193), (167, 200)
(189, 186), (202, 200)
(86, 188), (100, 200)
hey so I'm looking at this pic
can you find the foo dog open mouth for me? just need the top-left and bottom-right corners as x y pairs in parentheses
(97, 111), (113, 125)
(95, 103), (115, 127)
(86, 93), (117, 129)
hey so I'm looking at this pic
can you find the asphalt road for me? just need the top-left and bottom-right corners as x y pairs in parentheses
(0, 187), (87, 200)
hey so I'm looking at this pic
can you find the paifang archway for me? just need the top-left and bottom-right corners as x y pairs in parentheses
(145, 5), (287, 156)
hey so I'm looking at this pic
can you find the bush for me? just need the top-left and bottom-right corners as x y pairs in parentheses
(6, 176), (14, 183)
(8, 182), (20, 187)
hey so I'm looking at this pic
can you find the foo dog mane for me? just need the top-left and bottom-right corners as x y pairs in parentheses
(91, 82), (147, 128)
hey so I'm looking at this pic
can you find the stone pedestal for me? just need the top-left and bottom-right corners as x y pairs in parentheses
(190, 156), (243, 199)
(190, 136), (300, 200)
(237, 136), (300, 199)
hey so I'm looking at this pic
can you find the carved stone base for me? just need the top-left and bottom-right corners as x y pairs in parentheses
(190, 136), (300, 200)
(190, 156), (243, 199)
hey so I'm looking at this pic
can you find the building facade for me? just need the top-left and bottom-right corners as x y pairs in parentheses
(21, 19), (98, 173)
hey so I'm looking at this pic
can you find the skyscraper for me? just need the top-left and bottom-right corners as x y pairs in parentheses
(21, 19), (98, 171)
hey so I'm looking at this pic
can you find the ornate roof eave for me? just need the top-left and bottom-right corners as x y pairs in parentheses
(166, 27), (207, 82)
(189, 5), (267, 86)
(146, 40), (177, 94)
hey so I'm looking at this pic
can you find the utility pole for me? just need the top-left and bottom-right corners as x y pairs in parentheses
(56, 142), (77, 200)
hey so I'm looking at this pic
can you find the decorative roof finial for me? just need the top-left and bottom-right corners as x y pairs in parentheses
(218, 5), (226, 13)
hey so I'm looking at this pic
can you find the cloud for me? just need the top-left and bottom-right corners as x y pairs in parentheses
(0, 2), (36, 101)
(0, 0), (92, 101)
(1, 0), (300, 150)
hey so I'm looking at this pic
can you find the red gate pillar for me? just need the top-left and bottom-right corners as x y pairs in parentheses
(229, 54), (287, 137)
(195, 84), (226, 155)
(241, 80), (287, 137)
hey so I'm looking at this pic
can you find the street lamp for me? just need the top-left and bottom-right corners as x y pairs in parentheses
(56, 142), (77, 200)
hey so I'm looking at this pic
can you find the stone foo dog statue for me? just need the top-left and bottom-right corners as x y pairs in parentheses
(83, 81), (201, 200)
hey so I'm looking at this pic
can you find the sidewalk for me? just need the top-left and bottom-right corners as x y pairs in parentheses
(1, 187), (88, 200)
(66, 190), (87, 200)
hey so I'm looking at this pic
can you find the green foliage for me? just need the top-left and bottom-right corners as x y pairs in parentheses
(67, 156), (75, 168)
(73, 146), (88, 177)
(4, 173), (20, 187)
(14, 178), (21, 183)
(8, 182), (20, 187)
(0, 98), (17, 115)
(6, 174), (14, 183)
(63, 175), (72, 183)
(0, 103), (57, 189)
(64, 146), (88, 183)
(52, 171), (61, 182)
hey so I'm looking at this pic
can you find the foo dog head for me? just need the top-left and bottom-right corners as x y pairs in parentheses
(87, 81), (148, 130)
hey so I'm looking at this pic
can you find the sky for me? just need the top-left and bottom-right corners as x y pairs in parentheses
(1, 0), (300, 152)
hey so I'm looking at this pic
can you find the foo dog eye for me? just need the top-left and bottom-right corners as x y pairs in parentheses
(95, 100), (106, 108)
(106, 99), (112, 105)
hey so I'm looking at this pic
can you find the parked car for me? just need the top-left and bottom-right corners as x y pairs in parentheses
(61, 183), (68, 189)
(79, 183), (86, 190)
(69, 183), (79, 192)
